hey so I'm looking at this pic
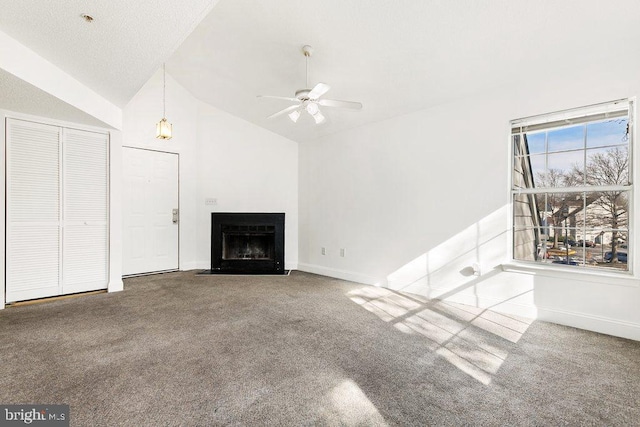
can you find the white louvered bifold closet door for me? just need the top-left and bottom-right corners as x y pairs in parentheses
(6, 119), (62, 302)
(6, 119), (109, 303)
(62, 128), (109, 294)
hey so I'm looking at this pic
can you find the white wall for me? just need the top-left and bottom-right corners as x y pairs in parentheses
(298, 53), (640, 340)
(123, 72), (299, 272)
(196, 102), (299, 270)
(123, 69), (200, 270)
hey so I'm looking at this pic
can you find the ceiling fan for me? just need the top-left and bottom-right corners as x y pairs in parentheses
(258, 45), (363, 124)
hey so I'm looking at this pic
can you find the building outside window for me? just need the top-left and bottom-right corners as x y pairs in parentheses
(511, 99), (633, 272)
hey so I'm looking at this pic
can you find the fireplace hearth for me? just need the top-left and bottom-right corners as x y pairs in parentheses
(210, 213), (285, 274)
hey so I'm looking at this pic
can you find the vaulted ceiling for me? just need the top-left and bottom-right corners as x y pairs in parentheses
(1, 0), (639, 142)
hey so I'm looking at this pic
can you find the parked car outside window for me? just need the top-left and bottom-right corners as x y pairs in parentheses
(577, 240), (596, 248)
(604, 251), (627, 263)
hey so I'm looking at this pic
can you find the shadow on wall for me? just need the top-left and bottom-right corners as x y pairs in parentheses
(379, 205), (536, 318)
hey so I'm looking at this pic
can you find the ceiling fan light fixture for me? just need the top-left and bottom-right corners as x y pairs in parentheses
(313, 111), (326, 124)
(288, 110), (301, 123)
(305, 102), (319, 115)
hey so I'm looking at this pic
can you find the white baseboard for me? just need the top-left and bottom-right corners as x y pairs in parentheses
(297, 263), (380, 285)
(538, 307), (640, 341)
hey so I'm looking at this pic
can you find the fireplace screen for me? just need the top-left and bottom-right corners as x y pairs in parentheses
(211, 213), (285, 274)
(222, 225), (275, 260)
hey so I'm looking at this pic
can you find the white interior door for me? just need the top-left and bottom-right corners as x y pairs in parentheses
(62, 128), (109, 294)
(122, 147), (179, 276)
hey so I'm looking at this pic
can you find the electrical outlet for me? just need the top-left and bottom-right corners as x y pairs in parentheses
(321, 247), (326, 255)
(340, 248), (346, 257)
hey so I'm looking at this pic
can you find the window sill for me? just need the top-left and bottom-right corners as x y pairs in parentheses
(501, 261), (640, 288)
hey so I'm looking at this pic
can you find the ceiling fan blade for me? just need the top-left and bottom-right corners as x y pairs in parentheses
(312, 109), (326, 124)
(258, 95), (301, 102)
(267, 104), (301, 119)
(308, 82), (331, 100)
(318, 99), (363, 110)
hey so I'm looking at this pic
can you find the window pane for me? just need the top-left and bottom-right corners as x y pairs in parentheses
(513, 227), (539, 262)
(585, 146), (629, 186)
(547, 125), (584, 153)
(578, 193), (600, 230)
(595, 231), (629, 271)
(586, 118), (628, 149)
(526, 132), (546, 154)
(581, 191), (629, 232)
(541, 193), (560, 245)
(574, 229), (602, 264)
(513, 193), (543, 229)
(547, 151), (583, 181)
(535, 165), (568, 189)
(582, 197), (628, 229)
(528, 155), (545, 188)
(513, 154), (545, 189)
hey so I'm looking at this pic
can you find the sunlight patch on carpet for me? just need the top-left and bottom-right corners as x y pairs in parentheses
(347, 287), (533, 385)
(328, 379), (388, 426)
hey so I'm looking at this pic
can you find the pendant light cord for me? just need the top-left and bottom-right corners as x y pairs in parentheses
(163, 63), (166, 118)
(305, 54), (309, 88)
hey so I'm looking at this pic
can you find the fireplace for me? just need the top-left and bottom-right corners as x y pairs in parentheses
(211, 213), (285, 274)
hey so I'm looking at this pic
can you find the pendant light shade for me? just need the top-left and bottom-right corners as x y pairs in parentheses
(156, 63), (172, 140)
(156, 117), (172, 139)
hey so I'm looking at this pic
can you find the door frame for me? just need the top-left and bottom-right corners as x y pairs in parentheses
(122, 146), (180, 277)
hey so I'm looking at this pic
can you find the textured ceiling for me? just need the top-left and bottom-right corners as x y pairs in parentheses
(0, 0), (218, 107)
(1, 1), (640, 142)
(0, 68), (107, 127)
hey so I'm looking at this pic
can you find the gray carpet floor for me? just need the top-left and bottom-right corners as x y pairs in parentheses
(1, 270), (639, 426)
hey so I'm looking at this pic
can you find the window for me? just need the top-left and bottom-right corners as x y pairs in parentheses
(511, 99), (633, 272)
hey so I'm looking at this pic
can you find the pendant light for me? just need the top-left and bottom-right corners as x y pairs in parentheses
(156, 63), (172, 140)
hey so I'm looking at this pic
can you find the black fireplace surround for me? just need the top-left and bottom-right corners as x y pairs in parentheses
(211, 213), (285, 274)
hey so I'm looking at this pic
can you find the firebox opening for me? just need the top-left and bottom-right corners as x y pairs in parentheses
(222, 226), (275, 260)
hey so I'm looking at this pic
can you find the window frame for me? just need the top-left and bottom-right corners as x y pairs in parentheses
(507, 98), (635, 277)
